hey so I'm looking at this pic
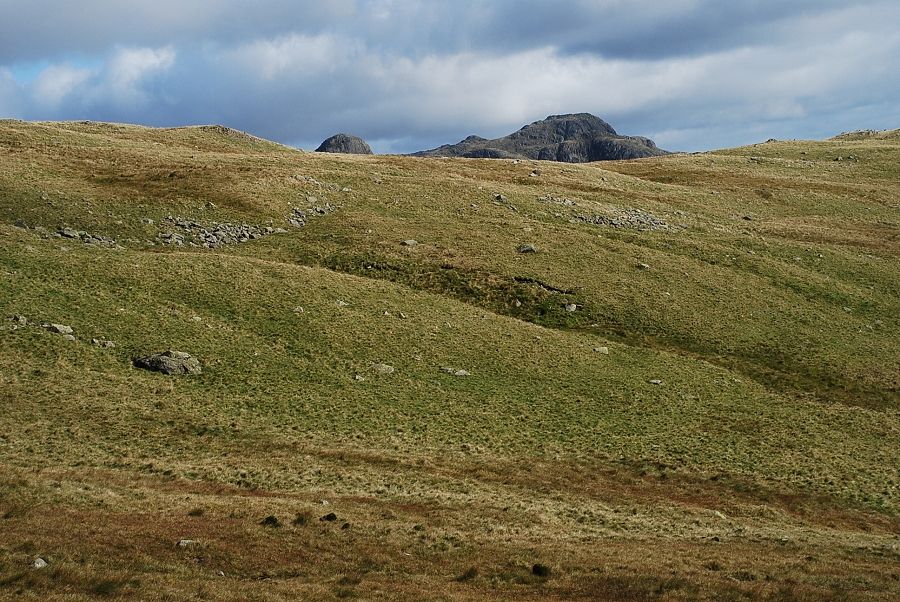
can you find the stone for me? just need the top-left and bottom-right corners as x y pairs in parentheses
(517, 243), (538, 253)
(638, 263), (651, 270)
(648, 379), (663, 385)
(62, 334), (76, 342)
(32, 557), (48, 569)
(494, 193), (508, 202)
(594, 346), (609, 354)
(43, 323), (73, 335)
(176, 539), (198, 548)
(336, 300), (350, 307)
(441, 367), (471, 376)
(133, 351), (202, 375)
(401, 239), (418, 247)
(8, 314), (28, 326)
(372, 363), (394, 375)
(564, 303), (578, 312)
(91, 338), (116, 348)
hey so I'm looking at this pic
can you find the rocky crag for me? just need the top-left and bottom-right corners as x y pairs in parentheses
(412, 113), (667, 162)
(316, 133), (373, 155)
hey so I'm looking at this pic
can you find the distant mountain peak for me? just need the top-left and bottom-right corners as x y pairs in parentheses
(412, 113), (664, 162)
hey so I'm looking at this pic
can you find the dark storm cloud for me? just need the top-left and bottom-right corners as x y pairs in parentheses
(0, 1), (356, 63)
(1, 0), (898, 152)
(467, 0), (841, 59)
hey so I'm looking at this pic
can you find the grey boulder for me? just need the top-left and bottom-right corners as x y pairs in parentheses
(43, 323), (73, 335)
(134, 351), (202, 375)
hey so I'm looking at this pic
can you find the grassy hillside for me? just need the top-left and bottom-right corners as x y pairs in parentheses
(1, 120), (898, 600)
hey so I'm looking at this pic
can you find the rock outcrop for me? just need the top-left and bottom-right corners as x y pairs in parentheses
(412, 113), (666, 162)
(134, 351), (202, 375)
(316, 134), (373, 155)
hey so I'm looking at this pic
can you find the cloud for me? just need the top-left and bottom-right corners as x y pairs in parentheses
(12, 46), (176, 120)
(105, 46), (175, 105)
(0, 67), (23, 116)
(225, 34), (361, 80)
(1, 1), (899, 152)
(0, 1), (355, 64)
(32, 64), (92, 108)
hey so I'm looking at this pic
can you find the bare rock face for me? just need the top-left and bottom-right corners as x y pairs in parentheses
(412, 113), (667, 162)
(133, 351), (202, 375)
(316, 134), (373, 155)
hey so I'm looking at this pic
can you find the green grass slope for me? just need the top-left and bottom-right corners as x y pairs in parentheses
(1, 121), (898, 600)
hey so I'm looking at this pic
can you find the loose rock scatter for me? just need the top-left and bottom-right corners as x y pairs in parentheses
(572, 208), (672, 231)
(289, 202), (337, 228)
(538, 194), (577, 206)
(56, 228), (121, 248)
(156, 216), (286, 248)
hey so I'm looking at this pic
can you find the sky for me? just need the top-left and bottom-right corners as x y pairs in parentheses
(1, 0), (899, 153)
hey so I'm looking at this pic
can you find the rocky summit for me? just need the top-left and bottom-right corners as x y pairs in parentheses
(412, 113), (667, 162)
(315, 133), (373, 155)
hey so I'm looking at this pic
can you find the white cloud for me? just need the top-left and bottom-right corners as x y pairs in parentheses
(226, 34), (360, 80)
(105, 46), (175, 104)
(21, 46), (175, 117)
(0, 67), (23, 116)
(32, 63), (92, 108)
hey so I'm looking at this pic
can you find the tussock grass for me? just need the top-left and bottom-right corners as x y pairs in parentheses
(0, 121), (898, 600)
